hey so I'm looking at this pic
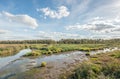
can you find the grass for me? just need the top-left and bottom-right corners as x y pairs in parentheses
(41, 61), (47, 67)
(0, 44), (46, 57)
(85, 52), (90, 56)
(110, 50), (120, 58)
(0, 44), (28, 56)
(68, 50), (120, 79)
(0, 44), (116, 57)
(23, 50), (41, 57)
(23, 44), (108, 57)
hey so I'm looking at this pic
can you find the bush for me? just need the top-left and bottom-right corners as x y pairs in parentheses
(23, 50), (41, 56)
(41, 61), (47, 67)
(109, 50), (120, 58)
(85, 52), (90, 56)
(91, 64), (101, 74)
(48, 50), (53, 54)
(70, 63), (100, 79)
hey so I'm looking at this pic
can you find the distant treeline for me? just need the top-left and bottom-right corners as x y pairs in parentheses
(0, 39), (120, 44)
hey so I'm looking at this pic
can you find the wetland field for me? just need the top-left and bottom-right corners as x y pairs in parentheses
(0, 39), (120, 79)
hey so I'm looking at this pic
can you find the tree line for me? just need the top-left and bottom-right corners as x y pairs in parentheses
(0, 39), (120, 44)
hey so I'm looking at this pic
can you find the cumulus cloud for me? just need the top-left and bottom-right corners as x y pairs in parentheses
(66, 17), (120, 33)
(37, 6), (70, 19)
(1, 11), (38, 29)
(53, 0), (90, 18)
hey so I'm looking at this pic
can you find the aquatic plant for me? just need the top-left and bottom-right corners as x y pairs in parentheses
(41, 61), (47, 67)
(85, 52), (90, 56)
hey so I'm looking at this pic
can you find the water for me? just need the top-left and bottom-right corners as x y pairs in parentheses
(0, 47), (119, 79)
(0, 49), (31, 69)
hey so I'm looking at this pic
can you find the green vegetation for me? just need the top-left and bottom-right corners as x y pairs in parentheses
(23, 44), (107, 56)
(0, 39), (120, 57)
(85, 52), (90, 56)
(0, 42), (118, 57)
(68, 50), (120, 79)
(0, 39), (120, 45)
(0, 39), (120, 79)
(41, 61), (47, 67)
(0, 44), (27, 56)
(23, 50), (41, 57)
(110, 50), (120, 58)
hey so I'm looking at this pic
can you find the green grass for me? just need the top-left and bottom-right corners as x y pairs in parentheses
(110, 50), (120, 58)
(23, 44), (108, 57)
(23, 50), (41, 57)
(41, 61), (47, 67)
(85, 52), (90, 56)
(68, 50), (120, 79)
(0, 44), (115, 57)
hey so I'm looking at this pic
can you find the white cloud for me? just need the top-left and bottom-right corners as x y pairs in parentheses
(66, 17), (120, 33)
(1, 11), (38, 29)
(36, 31), (120, 40)
(53, 0), (90, 16)
(36, 31), (83, 40)
(85, 0), (120, 19)
(0, 29), (10, 34)
(23, 29), (28, 32)
(37, 6), (70, 19)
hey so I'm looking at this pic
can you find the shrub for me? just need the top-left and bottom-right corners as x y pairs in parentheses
(91, 64), (101, 74)
(48, 50), (53, 54)
(70, 63), (99, 79)
(41, 61), (47, 67)
(85, 52), (90, 56)
(23, 50), (41, 56)
(110, 50), (120, 58)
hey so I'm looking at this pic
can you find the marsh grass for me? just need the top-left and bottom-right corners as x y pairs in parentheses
(0, 44), (110, 57)
(22, 44), (107, 57)
(0, 44), (27, 57)
(69, 50), (120, 79)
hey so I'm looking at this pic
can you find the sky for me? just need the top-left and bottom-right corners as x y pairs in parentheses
(0, 0), (120, 40)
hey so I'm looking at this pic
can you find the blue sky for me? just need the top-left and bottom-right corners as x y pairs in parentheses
(0, 0), (120, 40)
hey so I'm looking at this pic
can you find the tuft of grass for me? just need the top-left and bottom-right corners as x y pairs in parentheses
(23, 50), (41, 57)
(41, 61), (47, 67)
(85, 52), (90, 56)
